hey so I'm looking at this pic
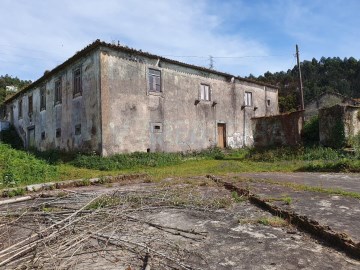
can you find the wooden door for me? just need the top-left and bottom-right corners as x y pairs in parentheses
(217, 123), (226, 148)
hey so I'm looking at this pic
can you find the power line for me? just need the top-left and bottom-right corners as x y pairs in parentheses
(162, 54), (292, 59)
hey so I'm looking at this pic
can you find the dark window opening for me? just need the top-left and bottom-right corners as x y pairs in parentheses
(149, 69), (161, 92)
(28, 95), (33, 115)
(267, 99), (271, 106)
(55, 78), (62, 104)
(41, 132), (46, 140)
(18, 99), (23, 119)
(75, 124), (81, 135)
(152, 123), (163, 133)
(56, 128), (61, 138)
(73, 67), (82, 96)
(40, 86), (46, 111)
(147, 148), (150, 153)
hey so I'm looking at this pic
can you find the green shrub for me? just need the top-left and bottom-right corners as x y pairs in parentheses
(0, 143), (58, 187)
(71, 147), (225, 171)
(303, 116), (319, 145)
(0, 126), (23, 149)
(246, 146), (346, 162)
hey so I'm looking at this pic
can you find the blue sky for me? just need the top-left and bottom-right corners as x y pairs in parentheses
(1, 0), (360, 81)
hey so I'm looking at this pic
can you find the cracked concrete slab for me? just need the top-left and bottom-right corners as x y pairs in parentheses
(1, 177), (360, 269)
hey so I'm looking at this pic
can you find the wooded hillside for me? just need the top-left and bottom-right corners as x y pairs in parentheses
(0, 75), (32, 105)
(249, 57), (360, 112)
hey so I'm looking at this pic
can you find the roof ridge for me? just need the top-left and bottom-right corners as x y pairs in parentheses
(5, 39), (278, 103)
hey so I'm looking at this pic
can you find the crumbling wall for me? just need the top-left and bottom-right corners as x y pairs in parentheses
(252, 111), (304, 147)
(319, 105), (360, 148)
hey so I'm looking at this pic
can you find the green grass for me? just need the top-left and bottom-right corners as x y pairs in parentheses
(0, 143), (59, 187)
(241, 178), (360, 200)
(1, 143), (360, 190)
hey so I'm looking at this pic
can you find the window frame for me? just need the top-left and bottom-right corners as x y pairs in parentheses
(244, 91), (253, 107)
(200, 84), (211, 101)
(148, 68), (161, 93)
(73, 67), (82, 97)
(55, 77), (62, 105)
(28, 95), (33, 116)
(40, 86), (46, 111)
(18, 99), (23, 119)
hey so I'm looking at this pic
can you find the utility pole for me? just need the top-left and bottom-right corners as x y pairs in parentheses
(296, 44), (305, 110)
(209, 55), (214, 70)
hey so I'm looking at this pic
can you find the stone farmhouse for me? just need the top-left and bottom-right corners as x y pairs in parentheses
(3, 40), (279, 156)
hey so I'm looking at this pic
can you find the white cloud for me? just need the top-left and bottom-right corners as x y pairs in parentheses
(0, 0), (277, 80)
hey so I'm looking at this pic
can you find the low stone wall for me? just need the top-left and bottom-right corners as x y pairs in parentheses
(251, 110), (304, 148)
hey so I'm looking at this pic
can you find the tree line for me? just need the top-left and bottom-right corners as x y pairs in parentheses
(0, 75), (32, 105)
(247, 57), (360, 112)
(2, 56), (360, 112)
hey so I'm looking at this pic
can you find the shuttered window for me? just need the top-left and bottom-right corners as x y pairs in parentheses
(40, 86), (46, 111)
(244, 92), (252, 106)
(73, 67), (82, 96)
(55, 78), (62, 104)
(200, 84), (210, 101)
(149, 69), (161, 92)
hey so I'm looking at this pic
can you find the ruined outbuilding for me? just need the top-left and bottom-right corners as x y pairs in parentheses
(3, 40), (279, 155)
(319, 104), (360, 147)
(305, 91), (357, 121)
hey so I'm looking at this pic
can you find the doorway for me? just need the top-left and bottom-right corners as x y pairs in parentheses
(217, 123), (226, 148)
(28, 127), (35, 149)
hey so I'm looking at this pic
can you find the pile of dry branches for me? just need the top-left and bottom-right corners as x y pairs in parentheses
(0, 185), (225, 269)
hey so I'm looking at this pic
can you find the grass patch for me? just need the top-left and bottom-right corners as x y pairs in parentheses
(231, 191), (247, 203)
(0, 143), (59, 188)
(239, 216), (288, 227)
(246, 178), (360, 200)
(257, 216), (288, 227)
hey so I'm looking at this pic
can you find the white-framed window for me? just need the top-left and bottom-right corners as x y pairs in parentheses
(148, 68), (161, 92)
(200, 84), (210, 101)
(244, 92), (252, 106)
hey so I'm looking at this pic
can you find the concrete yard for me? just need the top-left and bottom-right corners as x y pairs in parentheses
(0, 174), (360, 269)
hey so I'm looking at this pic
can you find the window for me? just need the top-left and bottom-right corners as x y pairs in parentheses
(148, 69), (161, 92)
(200, 84), (210, 101)
(151, 123), (163, 133)
(18, 99), (23, 119)
(28, 95), (33, 115)
(73, 67), (82, 96)
(244, 92), (252, 107)
(75, 124), (81, 135)
(40, 86), (46, 111)
(56, 128), (61, 138)
(41, 132), (46, 140)
(55, 78), (62, 104)
(267, 99), (271, 106)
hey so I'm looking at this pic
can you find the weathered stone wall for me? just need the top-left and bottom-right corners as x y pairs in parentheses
(5, 50), (102, 153)
(252, 111), (304, 148)
(319, 105), (360, 147)
(99, 47), (278, 155)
